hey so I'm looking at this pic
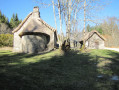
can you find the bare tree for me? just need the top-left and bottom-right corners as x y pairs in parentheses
(83, 0), (86, 35)
(82, 0), (109, 35)
(0, 23), (11, 34)
(36, 0), (109, 49)
(61, 0), (82, 39)
(101, 17), (119, 47)
(36, 0), (64, 46)
(52, 0), (57, 31)
(57, 0), (64, 46)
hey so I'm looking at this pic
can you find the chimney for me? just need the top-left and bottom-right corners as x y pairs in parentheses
(32, 6), (40, 18)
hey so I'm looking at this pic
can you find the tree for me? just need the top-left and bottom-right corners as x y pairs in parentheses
(0, 11), (11, 34)
(52, 0), (57, 31)
(0, 11), (22, 34)
(0, 11), (9, 25)
(83, 0), (86, 35)
(86, 24), (103, 34)
(57, 0), (63, 43)
(88, 17), (119, 47)
(83, 0), (109, 35)
(100, 17), (119, 47)
(86, 24), (91, 32)
(0, 23), (11, 34)
(10, 13), (21, 28)
(36, 0), (108, 48)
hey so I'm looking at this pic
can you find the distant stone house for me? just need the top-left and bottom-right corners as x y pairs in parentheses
(80, 30), (105, 49)
(12, 7), (57, 53)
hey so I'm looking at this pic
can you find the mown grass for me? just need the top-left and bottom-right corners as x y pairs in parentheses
(0, 49), (119, 90)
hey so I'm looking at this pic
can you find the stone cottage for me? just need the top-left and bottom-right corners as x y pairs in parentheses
(12, 7), (57, 53)
(80, 30), (105, 49)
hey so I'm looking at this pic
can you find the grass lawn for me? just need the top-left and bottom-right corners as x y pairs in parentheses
(0, 49), (119, 90)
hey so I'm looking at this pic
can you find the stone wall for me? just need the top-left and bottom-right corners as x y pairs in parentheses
(13, 7), (57, 53)
(13, 28), (56, 53)
(86, 33), (105, 49)
(13, 32), (22, 52)
(22, 35), (47, 53)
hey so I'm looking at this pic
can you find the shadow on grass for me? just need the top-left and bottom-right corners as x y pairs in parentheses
(97, 50), (119, 75)
(93, 50), (119, 90)
(0, 52), (37, 66)
(0, 50), (119, 90)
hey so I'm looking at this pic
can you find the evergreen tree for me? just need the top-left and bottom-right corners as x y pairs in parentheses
(0, 11), (9, 25)
(10, 13), (21, 28)
(15, 13), (21, 27)
(15, 13), (18, 21)
(1, 15), (6, 23)
(86, 24), (91, 32)
(10, 14), (15, 28)
(0, 10), (22, 34)
(0, 10), (22, 33)
(5, 17), (9, 25)
(86, 24), (103, 34)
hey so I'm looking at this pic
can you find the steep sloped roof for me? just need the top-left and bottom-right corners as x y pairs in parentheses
(81, 30), (106, 41)
(12, 12), (56, 33)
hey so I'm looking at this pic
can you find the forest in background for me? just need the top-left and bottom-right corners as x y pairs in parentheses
(86, 17), (119, 47)
(0, 10), (21, 47)
(0, 10), (21, 34)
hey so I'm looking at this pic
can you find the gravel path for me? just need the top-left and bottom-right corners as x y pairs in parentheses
(104, 47), (119, 52)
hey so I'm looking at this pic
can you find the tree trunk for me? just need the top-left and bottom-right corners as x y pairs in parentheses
(84, 0), (86, 36)
(52, 0), (57, 30)
(67, 0), (72, 40)
(58, 0), (63, 47)
(52, 0), (59, 42)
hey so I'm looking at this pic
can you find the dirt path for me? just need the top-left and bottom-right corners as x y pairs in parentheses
(0, 47), (13, 51)
(104, 47), (119, 52)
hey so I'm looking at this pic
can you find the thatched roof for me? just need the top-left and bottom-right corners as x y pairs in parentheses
(81, 30), (106, 41)
(12, 13), (56, 33)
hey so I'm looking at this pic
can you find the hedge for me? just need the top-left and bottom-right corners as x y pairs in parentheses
(0, 34), (13, 47)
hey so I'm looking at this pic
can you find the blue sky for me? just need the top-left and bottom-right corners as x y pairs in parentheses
(0, 0), (119, 34)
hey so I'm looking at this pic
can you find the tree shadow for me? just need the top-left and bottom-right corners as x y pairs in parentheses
(0, 52), (38, 66)
(0, 50), (118, 90)
(97, 50), (119, 75)
(95, 50), (119, 90)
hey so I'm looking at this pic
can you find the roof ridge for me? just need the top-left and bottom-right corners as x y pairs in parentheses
(83, 30), (106, 41)
(92, 30), (106, 40)
(91, 30), (106, 41)
(12, 12), (57, 33)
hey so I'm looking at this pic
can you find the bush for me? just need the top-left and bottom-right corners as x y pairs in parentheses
(61, 39), (70, 52)
(0, 34), (13, 47)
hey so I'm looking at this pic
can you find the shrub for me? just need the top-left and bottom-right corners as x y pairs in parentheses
(61, 39), (70, 52)
(0, 34), (13, 47)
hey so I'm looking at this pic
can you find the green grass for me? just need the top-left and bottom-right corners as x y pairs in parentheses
(89, 49), (119, 57)
(0, 49), (119, 90)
